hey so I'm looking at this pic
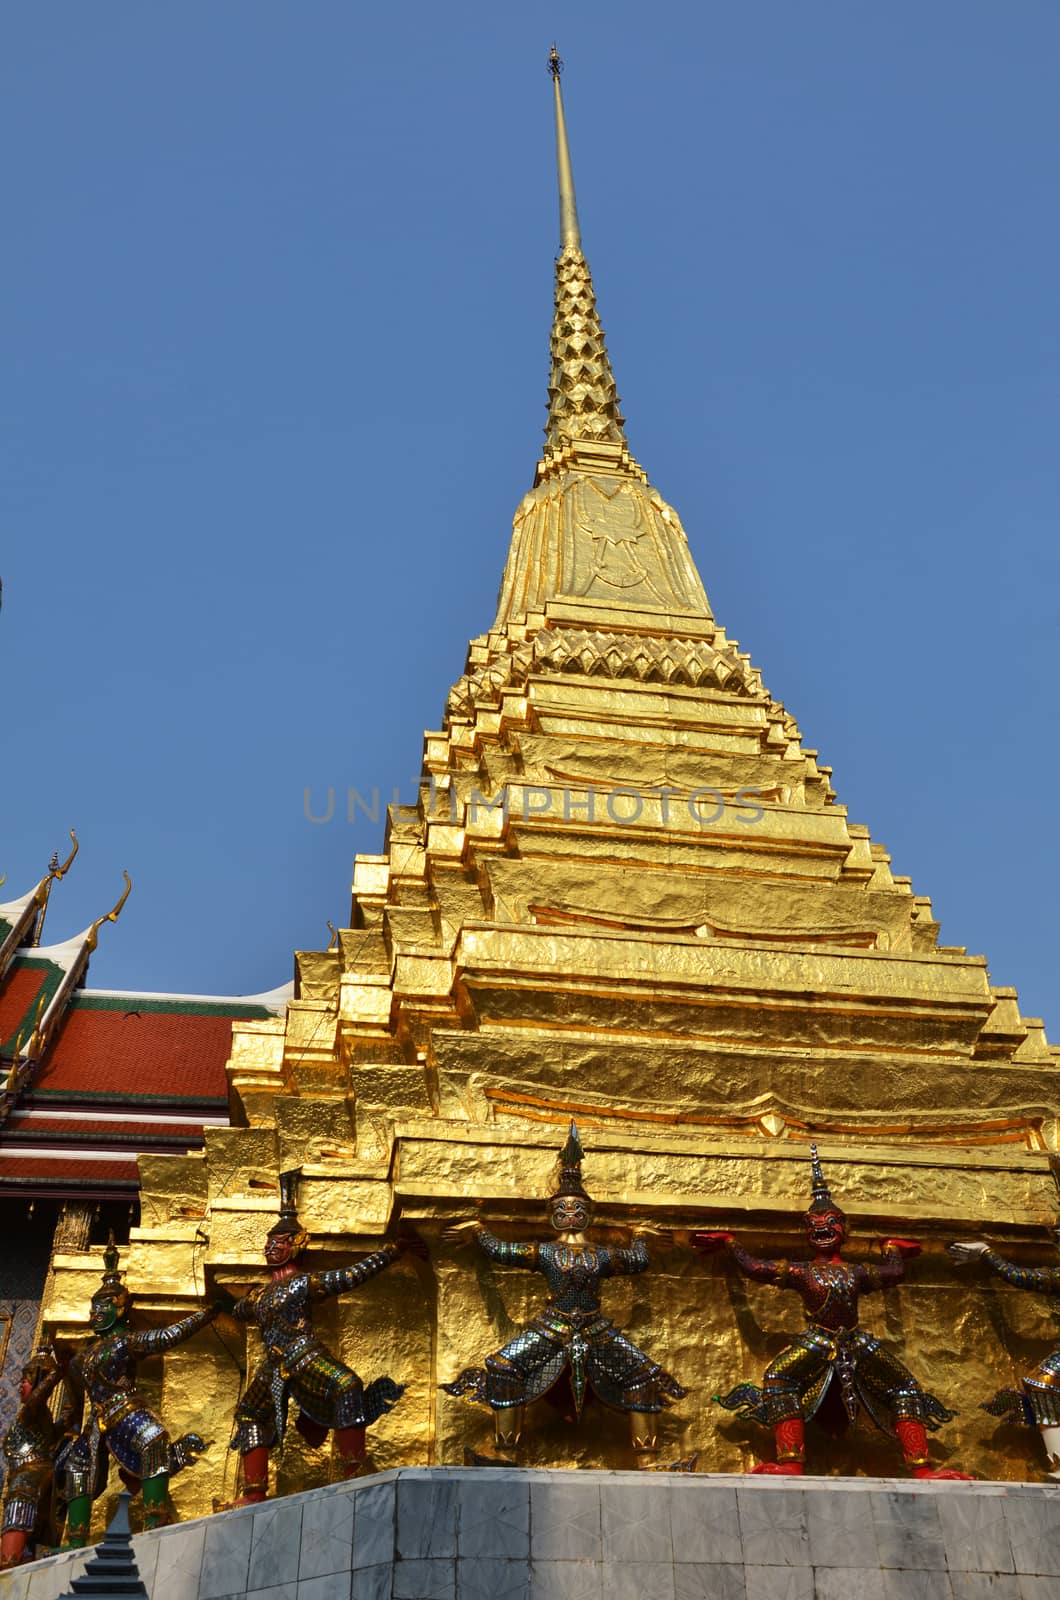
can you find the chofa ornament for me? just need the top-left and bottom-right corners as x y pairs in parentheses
(696, 1143), (972, 1480)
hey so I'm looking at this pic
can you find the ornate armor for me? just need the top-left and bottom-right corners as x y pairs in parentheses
(445, 1227), (683, 1416)
(977, 1249), (1060, 1427)
(221, 1170), (408, 1504)
(705, 1145), (966, 1478)
(57, 1313), (213, 1503)
(55, 1234), (217, 1542)
(716, 1245), (953, 1437)
(444, 1123), (684, 1469)
(228, 1249), (405, 1453)
(1, 1352), (74, 1562)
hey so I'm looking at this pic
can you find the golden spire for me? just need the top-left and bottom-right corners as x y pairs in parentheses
(491, 48), (713, 626)
(544, 46), (626, 455)
(549, 45), (580, 250)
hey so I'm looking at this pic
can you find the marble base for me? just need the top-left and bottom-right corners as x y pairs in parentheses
(3, 1469), (1059, 1600)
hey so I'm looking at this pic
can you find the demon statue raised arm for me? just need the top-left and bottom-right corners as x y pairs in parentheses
(697, 1145), (970, 1480)
(223, 1168), (409, 1505)
(949, 1229), (1060, 1479)
(56, 1234), (221, 1545)
(0, 1340), (78, 1568)
(442, 1122), (686, 1467)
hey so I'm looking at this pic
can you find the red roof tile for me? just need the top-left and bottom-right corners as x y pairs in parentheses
(4, 1114), (210, 1144)
(0, 966), (50, 1046)
(37, 1007), (234, 1101)
(0, 1156), (138, 1184)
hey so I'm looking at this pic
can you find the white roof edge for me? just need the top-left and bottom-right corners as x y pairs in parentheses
(78, 981), (293, 1015)
(0, 886), (40, 922)
(12, 929), (90, 970)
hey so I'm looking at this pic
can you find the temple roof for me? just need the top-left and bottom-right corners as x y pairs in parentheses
(0, 847), (289, 1196)
(0, 980), (288, 1196)
(0, 834), (78, 979)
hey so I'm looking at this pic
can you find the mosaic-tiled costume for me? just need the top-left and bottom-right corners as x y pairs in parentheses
(228, 1249), (404, 1452)
(443, 1124), (685, 1464)
(444, 1230), (682, 1416)
(979, 1250), (1060, 1428)
(59, 1324), (211, 1498)
(0, 1347), (76, 1566)
(716, 1247), (953, 1438)
(225, 1168), (405, 1503)
(56, 1237), (215, 1542)
(952, 1238), (1060, 1479)
(706, 1146), (967, 1478)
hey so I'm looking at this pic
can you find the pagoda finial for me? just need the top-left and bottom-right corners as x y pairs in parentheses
(543, 47), (627, 455)
(549, 45), (581, 251)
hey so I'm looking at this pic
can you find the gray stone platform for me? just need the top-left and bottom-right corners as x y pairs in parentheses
(2, 1468), (1059, 1600)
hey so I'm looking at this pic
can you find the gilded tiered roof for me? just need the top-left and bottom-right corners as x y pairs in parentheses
(40, 49), (1060, 1510)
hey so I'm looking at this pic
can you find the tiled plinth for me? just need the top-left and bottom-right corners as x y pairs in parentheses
(2, 1469), (1059, 1600)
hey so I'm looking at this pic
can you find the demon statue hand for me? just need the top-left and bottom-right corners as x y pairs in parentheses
(698, 1145), (970, 1480)
(0, 1340), (77, 1568)
(950, 1232), (1060, 1479)
(442, 1122), (686, 1467)
(56, 1234), (220, 1546)
(223, 1168), (408, 1506)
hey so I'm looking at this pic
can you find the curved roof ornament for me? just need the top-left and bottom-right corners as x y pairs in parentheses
(85, 871), (132, 955)
(33, 829), (79, 947)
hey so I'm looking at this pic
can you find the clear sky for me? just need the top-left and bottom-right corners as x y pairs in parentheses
(2, 4), (1058, 1033)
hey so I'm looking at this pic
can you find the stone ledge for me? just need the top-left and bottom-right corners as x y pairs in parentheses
(4, 1469), (1059, 1600)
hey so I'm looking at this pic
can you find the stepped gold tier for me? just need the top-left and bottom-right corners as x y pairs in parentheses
(38, 52), (1060, 1523)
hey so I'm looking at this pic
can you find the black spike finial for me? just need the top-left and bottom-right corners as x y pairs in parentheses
(57, 1492), (148, 1600)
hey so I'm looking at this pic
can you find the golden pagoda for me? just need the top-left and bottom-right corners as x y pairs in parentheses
(42, 50), (1060, 1513)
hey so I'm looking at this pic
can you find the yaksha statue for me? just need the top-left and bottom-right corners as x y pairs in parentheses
(0, 1340), (77, 1567)
(949, 1231), (1060, 1479)
(697, 1145), (970, 1479)
(223, 1168), (409, 1503)
(442, 1123), (686, 1466)
(56, 1234), (220, 1544)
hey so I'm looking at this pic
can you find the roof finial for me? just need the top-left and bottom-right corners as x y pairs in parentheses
(33, 829), (79, 947)
(549, 44), (581, 252)
(85, 871), (132, 954)
(541, 48), (626, 456)
(24, 993), (48, 1063)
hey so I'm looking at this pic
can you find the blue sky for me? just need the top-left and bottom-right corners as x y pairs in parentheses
(2, 3), (1058, 1033)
